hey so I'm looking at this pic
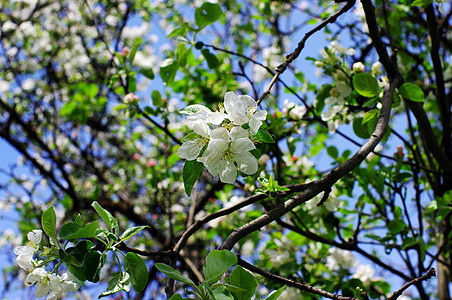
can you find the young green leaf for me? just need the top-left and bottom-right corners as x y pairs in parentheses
(129, 42), (141, 65)
(160, 58), (179, 85)
(183, 159), (205, 197)
(59, 221), (98, 239)
(91, 201), (118, 233)
(140, 67), (155, 80)
(204, 250), (237, 284)
(195, 3), (223, 29)
(352, 73), (379, 98)
(119, 225), (148, 242)
(41, 207), (57, 241)
(362, 109), (379, 125)
(265, 285), (286, 300)
(201, 49), (219, 69)
(154, 263), (196, 287)
(84, 250), (103, 283)
(229, 265), (257, 300)
(398, 82), (425, 102)
(124, 252), (149, 293)
(151, 90), (163, 107)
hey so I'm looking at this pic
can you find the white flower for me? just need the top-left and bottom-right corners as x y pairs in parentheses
(178, 108), (226, 160)
(372, 62), (382, 75)
(60, 273), (79, 293)
(198, 127), (257, 184)
(14, 229), (42, 272)
(352, 264), (375, 284)
(353, 62), (365, 73)
(326, 248), (357, 271)
(186, 108), (226, 137)
(26, 268), (62, 299)
(224, 91), (267, 135)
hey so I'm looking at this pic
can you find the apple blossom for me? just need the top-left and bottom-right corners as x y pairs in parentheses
(223, 91), (267, 135)
(197, 127), (257, 184)
(14, 229), (42, 272)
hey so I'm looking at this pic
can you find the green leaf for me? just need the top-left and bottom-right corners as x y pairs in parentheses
(129, 42), (141, 65)
(84, 250), (103, 283)
(124, 252), (149, 293)
(266, 286), (286, 300)
(91, 201), (118, 233)
(99, 272), (131, 298)
(151, 90), (163, 107)
(113, 103), (128, 111)
(213, 286), (234, 300)
(41, 207), (57, 241)
(254, 127), (274, 143)
(120, 225), (148, 242)
(195, 3), (223, 29)
(398, 82), (425, 102)
(204, 250), (237, 284)
(183, 159), (205, 197)
(201, 49), (219, 69)
(154, 263), (196, 287)
(140, 67), (155, 80)
(387, 219), (406, 234)
(411, 0), (433, 8)
(353, 117), (371, 139)
(250, 148), (261, 160)
(128, 76), (136, 93)
(326, 146), (338, 159)
(352, 73), (379, 98)
(59, 221), (98, 239)
(314, 84), (332, 115)
(362, 109), (379, 124)
(229, 266), (257, 300)
(168, 294), (184, 300)
(66, 262), (86, 281)
(204, 282), (217, 300)
(160, 58), (179, 85)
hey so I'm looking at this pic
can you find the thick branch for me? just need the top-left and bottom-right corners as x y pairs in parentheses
(220, 77), (398, 250)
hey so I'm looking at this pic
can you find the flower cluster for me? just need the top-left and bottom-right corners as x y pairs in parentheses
(178, 91), (268, 184)
(14, 229), (79, 299)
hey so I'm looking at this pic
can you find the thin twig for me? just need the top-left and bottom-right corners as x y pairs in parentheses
(388, 268), (436, 300)
(256, 0), (356, 105)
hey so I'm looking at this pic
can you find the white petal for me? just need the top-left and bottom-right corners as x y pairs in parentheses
(238, 95), (256, 110)
(35, 282), (50, 298)
(210, 127), (229, 141)
(17, 254), (35, 272)
(234, 152), (258, 175)
(223, 91), (238, 113)
(14, 245), (34, 256)
(219, 161), (237, 184)
(230, 126), (249, 140)
(178, 141), (204, 160)
(207, 112), (227, 125)
(249, 110), (267, 135)
(231, 138), (255, 153)
(28, 230), (42, 245)
(193, 123), (210, 137)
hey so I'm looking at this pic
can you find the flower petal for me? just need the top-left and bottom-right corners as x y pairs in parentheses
(230, 126), (249, 140)
(178, 140), (204, 160)
(219, 161), (237, 184)
(234, 152), (258, 175)
(249, 110), (267, 135)
(210, 127), (229, 141)
(231, 138), (255, 153)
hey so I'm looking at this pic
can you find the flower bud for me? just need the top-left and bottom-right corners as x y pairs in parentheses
(352, 62), (365, 73)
